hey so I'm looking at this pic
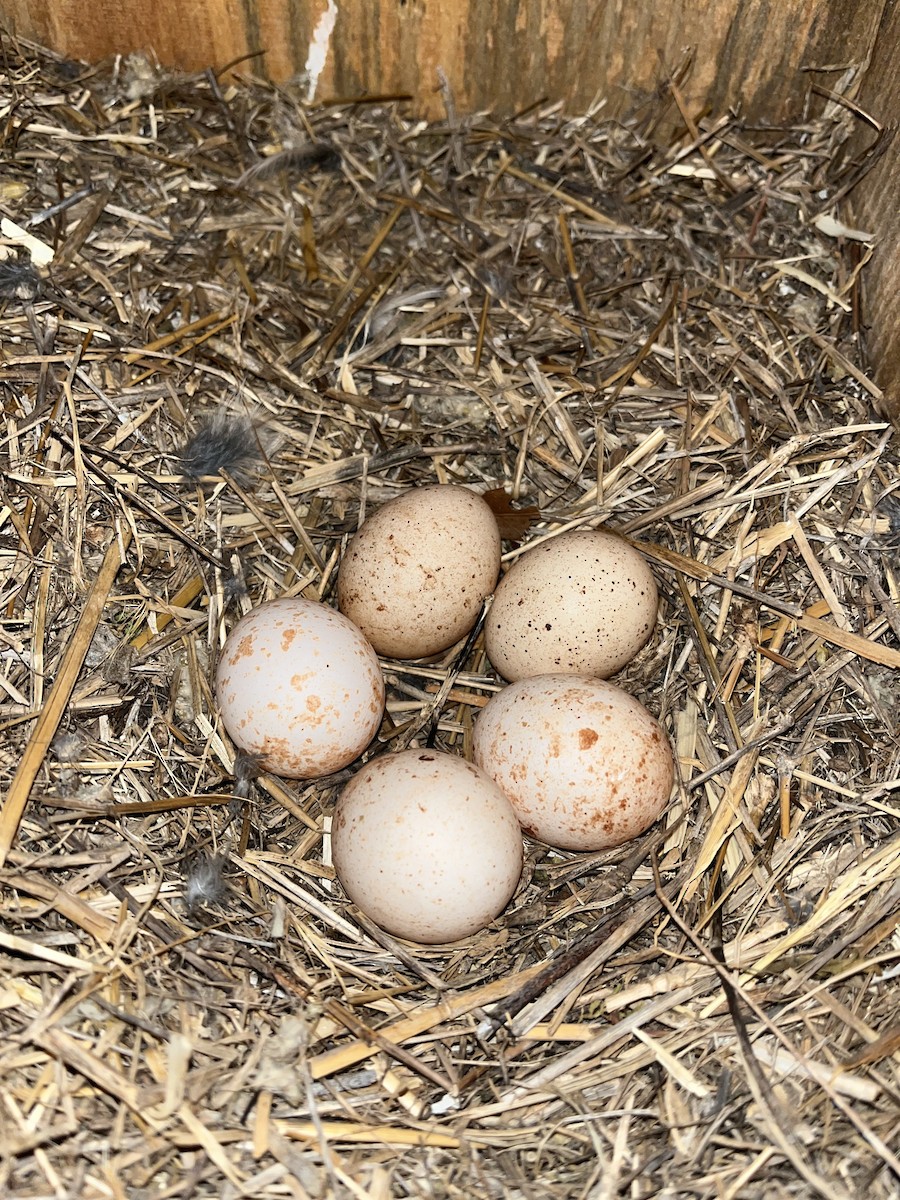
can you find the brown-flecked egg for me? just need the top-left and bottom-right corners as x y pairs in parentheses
(215, 598), (384, 778)
(484, 530), (658, 681)
(473, 674), (673, 851)
(337, 485), (501, 660)
(331, 749), (523, 943)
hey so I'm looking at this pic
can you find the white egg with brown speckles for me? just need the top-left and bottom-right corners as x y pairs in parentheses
(485, 530), (658, 681)
(215, 598), (385, 778)
(337, 485), (501, 660)
(473, 675), (673, 851)
(332, 749), (523, 943)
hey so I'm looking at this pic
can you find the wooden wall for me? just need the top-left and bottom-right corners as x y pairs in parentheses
(853, 2), (900, 419)
(2, 0), (899, 414)
(0, 0), (887, 121)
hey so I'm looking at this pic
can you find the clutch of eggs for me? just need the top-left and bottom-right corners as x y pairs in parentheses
(474, 674), (674, 852)
(485, 529), (658, 681)
(337, 484), (501, 660)
(215, 597), (385, 778)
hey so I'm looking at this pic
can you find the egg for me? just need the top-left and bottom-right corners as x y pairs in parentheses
(484, 529), (658, 681)
(473, 674), (673, 851)
(215, 598), (385, 778)
(337, 484), (501, 659)
(331, 749), (523, 943)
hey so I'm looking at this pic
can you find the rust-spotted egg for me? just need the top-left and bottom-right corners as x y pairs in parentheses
(215, 598), (385, 778)
(473, 674), (673, 851)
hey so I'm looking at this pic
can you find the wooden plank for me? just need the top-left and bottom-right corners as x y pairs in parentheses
(0, 0), (888, 123)
(852, 3), (900, 420)
(2, 0), (240, 75)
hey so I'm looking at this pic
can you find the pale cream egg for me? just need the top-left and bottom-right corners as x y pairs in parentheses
(473, 674), (673, 851)
(337, 485), (501, 659)
(485, 530), (658, 681)
(331, 749), (523, 943)
(215, 597), (385, 778)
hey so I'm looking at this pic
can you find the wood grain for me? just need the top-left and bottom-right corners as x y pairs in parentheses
(852, 2), (900, 419)
(0, 0), (887, 121)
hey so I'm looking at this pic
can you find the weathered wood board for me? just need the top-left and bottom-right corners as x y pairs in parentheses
(0, 1), (887, 120)
(853, 2), (900, 417)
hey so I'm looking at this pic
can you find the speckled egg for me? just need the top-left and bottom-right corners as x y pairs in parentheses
(337, 485), (501, 660)
(215, 598), (385, 778)
(484, 530), (658, 681)
(331, 749), (523, 943)
(473, 674), (673, 851)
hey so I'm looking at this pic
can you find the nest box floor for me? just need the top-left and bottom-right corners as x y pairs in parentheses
(0, 33), (898, 1200)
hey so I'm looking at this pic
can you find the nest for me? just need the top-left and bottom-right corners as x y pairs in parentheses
(1, 31), (898, 1200)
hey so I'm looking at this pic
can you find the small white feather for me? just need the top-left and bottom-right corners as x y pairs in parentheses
(813, 213), (874, 243)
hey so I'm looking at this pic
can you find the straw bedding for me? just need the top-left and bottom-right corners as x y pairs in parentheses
(0, 32), (898, 1200)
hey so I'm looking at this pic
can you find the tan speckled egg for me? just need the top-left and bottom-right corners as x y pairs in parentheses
(485, 530), (658, 681)
(215, 598), (384, 778)
(337, 485), (501, 659)
(331, 749), (523, 943)
(473, 675), (673, 851)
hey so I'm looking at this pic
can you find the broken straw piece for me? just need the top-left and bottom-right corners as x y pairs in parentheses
(0, 217), (55, 267)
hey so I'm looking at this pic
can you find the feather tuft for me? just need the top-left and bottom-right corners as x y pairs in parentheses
(183, 851), (230, 913)
(178, 411), (263, 483)
(0, 257), (41, 301)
